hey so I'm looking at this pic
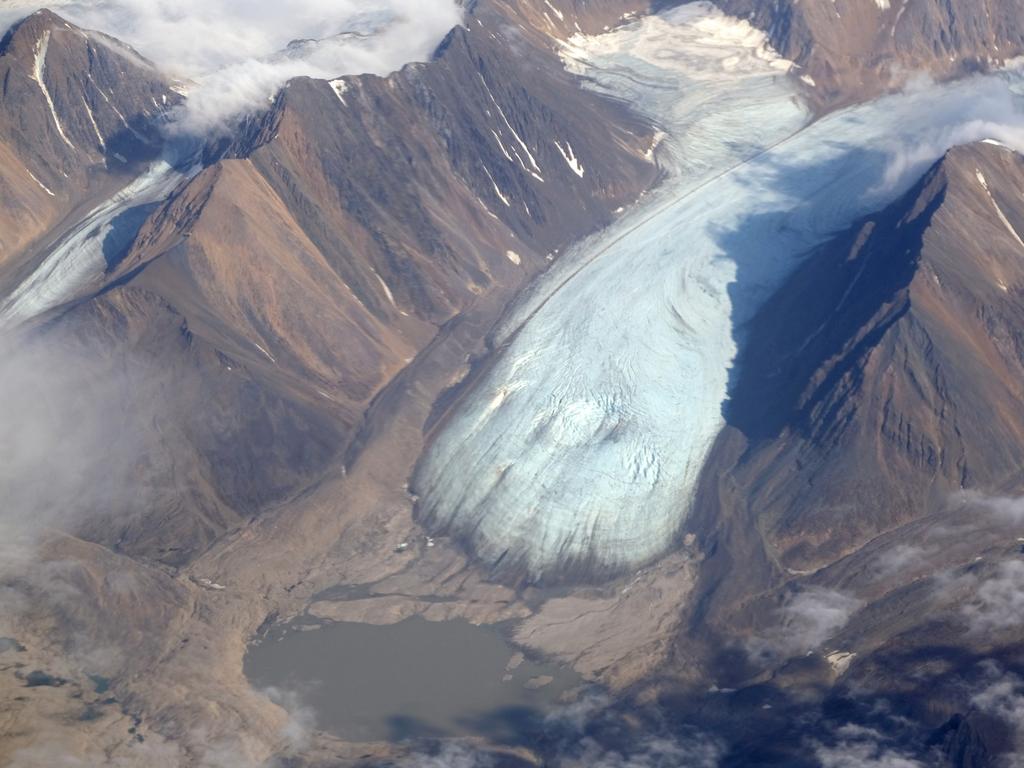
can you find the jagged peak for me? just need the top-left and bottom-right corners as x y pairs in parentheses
(1, 8), (159, 75)
(1, 8), (76, 53)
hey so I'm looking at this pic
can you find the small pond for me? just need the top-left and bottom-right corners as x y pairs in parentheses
(244, 616), (580, 743)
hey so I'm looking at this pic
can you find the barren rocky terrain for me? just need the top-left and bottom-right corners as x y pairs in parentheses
(3, 1), (1024, 766)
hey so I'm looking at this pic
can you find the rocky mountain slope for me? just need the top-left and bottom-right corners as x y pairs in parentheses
(714, 141), (1024, 576)
(4, 1), (1024, 766)
(0, 10), (178, 274)
(677, 140), (1024, 765)
(52, 0), (658, 566)
(0, 1), (663, 764)
(717, 0), (1024, 105)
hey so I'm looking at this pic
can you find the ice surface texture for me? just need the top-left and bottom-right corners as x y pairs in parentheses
(415, 3), (1024, 580)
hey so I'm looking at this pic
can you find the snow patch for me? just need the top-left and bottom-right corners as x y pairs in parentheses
(482, 165), (511, 207)
(554, 140), (585, 177)
(977, 169), (1024, 250)
(31, 31), (76, 150)
(253, 341), (276, 364)
(373, 269), (398, 307)
(26, 169), (55, 197)
(825, 651), (856, 675)
(329, 78), (349, 105)
(81, 95), (106, 149)
(478, 74), (544, 181)
(543, 0), (564, 22)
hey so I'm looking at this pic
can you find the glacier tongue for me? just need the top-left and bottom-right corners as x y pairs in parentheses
(414, 4), (1024, 581)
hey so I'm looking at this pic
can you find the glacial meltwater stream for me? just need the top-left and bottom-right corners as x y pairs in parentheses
(413, 2), (1024, 579)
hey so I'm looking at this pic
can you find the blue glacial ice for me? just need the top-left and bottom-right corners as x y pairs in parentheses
(413, 3), (1024, 580)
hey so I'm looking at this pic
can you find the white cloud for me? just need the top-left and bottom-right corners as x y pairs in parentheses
(873, 73), (1024, 194)
(546, 691), (723, 768)
(397, 742), (495, 768)
(971, 662), (1024, 767)
(953, 490), (1024, 525)
(559, 735), (722, 768)
(813, 724), (926, 768)
(871, 544), (933, 581)
(260, 687), (317, 754)
(748, 587), (864, 663)
(1, 0), (463, 135)
(959, 560), (1024, 634)
(394, 692), (723, 768)
(0, 333), (158, 561)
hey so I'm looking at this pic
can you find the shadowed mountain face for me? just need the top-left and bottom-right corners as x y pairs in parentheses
(715, 142), (1024, 575)
(0, 10), (179, 270)
(716, 0), (1024, 105)
(670, 143), (1024, 765)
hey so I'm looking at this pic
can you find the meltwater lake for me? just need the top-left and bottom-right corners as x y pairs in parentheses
(244, 616), (579, 743)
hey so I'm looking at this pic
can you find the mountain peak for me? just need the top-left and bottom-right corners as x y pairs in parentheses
(1, 8), (75, 51)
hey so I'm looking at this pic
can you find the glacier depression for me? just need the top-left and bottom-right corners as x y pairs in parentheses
(413, 2), (1024, 580)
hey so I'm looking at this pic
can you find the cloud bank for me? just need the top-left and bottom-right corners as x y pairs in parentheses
(0, 333), (158, 564)
(813, 724), (926, 768)
(1, 0), (462, 135)
(956, 560), (1024, 635)
(972, 663), (1024, 767)
(953, 490), (1024, 524)
(874, 71), (1024, 194)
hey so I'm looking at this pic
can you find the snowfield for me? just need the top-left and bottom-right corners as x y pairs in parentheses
(414, 3), (1024, 580)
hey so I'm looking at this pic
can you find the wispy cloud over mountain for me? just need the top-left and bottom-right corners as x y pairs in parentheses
(0, 0), (462, 134)
(747, 587), (864, 663)
(874, 73), (1024, 194)
(813, 724), (927, 768)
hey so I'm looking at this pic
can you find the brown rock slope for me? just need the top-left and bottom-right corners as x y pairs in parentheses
(0, 2), (663, 763)
(56, 0), (659, 566)
(0, 10), (178, 273)
(716, 0), (1024, 106)
(695, 141), (1024, 625)
(636, 140), (1024, 768)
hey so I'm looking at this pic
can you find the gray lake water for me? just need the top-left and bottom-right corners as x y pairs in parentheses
(244, 616), (580, 743)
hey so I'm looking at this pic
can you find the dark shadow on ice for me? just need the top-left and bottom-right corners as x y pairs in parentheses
(714, 140), (945, 442)
(101, 202), (161, 271)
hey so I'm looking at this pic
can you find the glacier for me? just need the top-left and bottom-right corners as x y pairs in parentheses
(413, 3), (1024, 580)
(0, 153), (197, 330)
